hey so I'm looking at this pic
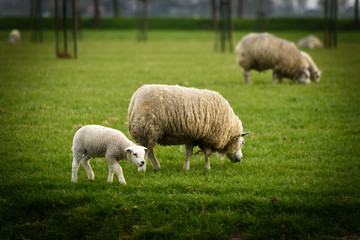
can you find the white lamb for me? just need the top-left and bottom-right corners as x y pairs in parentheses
(236, 32), (310, 84)
(71, 125), (147, 184)
(8, 29), (21, 44)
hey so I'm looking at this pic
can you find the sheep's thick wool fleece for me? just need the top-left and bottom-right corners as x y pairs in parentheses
(236, 33), (309, 78)
(128, 85), (243, 152)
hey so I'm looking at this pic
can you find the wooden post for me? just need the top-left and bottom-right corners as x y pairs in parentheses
(211, 0), (217, 52)
(213, 0), (233, 53)
(55, 0), (59, 56)
(114, 0), (119, 18)
(136, 0), (148, 42)
(54, 0), (78, 59)
(237, 0), (243, 18)
(72, 0), (78, 59)
(324, 0), (338, 48)
(30, 0), (43, 42)
(355, 0), (359, 25)
(63, 0), (68, 53)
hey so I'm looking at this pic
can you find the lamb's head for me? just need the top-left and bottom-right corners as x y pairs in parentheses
(226, 131), (250, 163)
(296, 69), (311, 84)
(125, 146), (147, 167)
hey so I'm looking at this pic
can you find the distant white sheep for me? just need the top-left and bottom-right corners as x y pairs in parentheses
(8, 29), (21, 44)
(298, 35), (323, 49)
(301, 51), (321, 82)
(128, 84), (249, 171)
(236, 32), (310, 84)
(71, 125), (147, 184)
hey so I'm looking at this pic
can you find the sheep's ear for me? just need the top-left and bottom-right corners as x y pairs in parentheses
(125, 147), (133, 152)
(241, 131), (250, 137)
(142, 147), (147, 150)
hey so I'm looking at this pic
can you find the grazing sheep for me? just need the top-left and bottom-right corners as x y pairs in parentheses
(71, 125), (147, 184)
(301, 51), (321, 82)
(298, 35), (323, 49)
(235, 32), (310, 84)
(8, 29), (21, 44)
(128, 84), (249, 171)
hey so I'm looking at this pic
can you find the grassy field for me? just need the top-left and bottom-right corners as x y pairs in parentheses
(0, 30), (359, 239)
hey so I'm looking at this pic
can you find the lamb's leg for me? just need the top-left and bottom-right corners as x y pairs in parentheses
(71, 152), (82, 182)
(183, 143), (194, 170)
(204, 148), (212, 170)
(81, 156), (94, 181)
(107, 158), (126, 184)
(148, 148), (161, 170)
(243, 69), (252, 84)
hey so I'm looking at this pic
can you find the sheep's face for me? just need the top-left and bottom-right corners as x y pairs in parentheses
(297, 69), (311, 84)
(311, 70), (321, 82)
(125, 146), (147, 167)
(226, 131), (249, 163)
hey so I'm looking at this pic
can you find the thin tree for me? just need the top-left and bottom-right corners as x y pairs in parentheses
(114, 0), (119, 18)
(237, 0), (243, 18)
(355, 0), (359, 25)
(94, 0), (100, 24)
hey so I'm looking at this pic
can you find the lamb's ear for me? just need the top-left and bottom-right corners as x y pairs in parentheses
(142, 147), (147, 150)
(241, 131), (250, 137)
(125, 147), (133, 152)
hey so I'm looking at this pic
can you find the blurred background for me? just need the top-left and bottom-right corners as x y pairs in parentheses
(0, 0), (358, 19)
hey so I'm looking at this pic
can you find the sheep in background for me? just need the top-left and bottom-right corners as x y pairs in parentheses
(71, 125), (147, 184)
(128, 84), (249, 171)
(8, 29), (21, 44)
(298, 35), (323, 49)
(301, 51), (321, 82)
(236, 32), (310, 84)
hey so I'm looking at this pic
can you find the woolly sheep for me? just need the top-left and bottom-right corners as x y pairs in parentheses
(235, 32), (310, 84)
(71, 125), (147, 184)
(8, 29), (21, 44)
(127, 84), (249, 171)
(298, 35), (323, 49)
(301, 51), (321, 82)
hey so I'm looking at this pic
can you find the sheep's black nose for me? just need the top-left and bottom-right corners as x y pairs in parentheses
(141, 161), (145, 165)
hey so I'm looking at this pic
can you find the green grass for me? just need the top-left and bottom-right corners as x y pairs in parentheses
(0, 30), (359, 239)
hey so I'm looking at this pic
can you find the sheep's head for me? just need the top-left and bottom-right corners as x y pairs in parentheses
(226, 131), (250, 163)
(311, 70), (321, 82)
(297, 69), (311, 84)
(125, 146), (147, 167)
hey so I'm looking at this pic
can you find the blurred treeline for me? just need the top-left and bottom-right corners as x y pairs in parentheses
(0, 17), (359, 31)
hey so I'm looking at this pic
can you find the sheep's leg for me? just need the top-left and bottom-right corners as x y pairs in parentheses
(243, 69), (252, 84)
(81, 156), (94, 181)
(272, 71), (283, 84)
(107, 158), (126, 184)
(278, 76), (283, 84)
(183, 143), (194, 170)
(148, 148), (161, 170)
(272, 71), (277, 84)
(204, 148), (212, 170)
(71, 152), (82, 182)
